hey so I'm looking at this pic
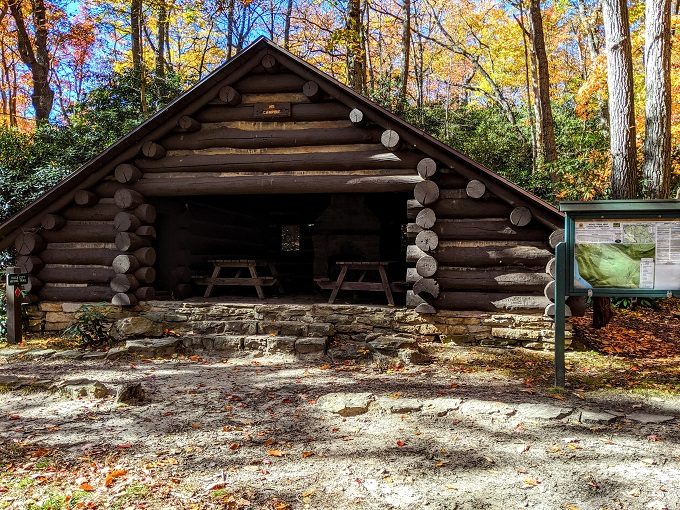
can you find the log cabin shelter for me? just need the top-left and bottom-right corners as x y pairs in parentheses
(0, 37), (566, 316)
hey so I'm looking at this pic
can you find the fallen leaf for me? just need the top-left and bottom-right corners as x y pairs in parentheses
(190, 422), (202, 430)
(301, 451), (314, 458)
(104, 469), (128, 487)
(116, 442), (132, 449)
(264, 438), (275, 446)
(229, 443), (241, 451)
(396, 440), (406, 447)
(271, 500), (291, 510)
(79, 482), (95, 492)
(522, 478), (540, 488)
(267, 449), (284, 457)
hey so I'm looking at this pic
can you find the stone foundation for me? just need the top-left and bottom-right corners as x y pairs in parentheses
(25, 301), (572, 350)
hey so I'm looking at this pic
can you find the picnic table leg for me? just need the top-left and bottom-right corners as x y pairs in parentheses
(204, 265), (221, 298)
(378, 265), (395, 306)
(328, 265), (348, 304)
(268, 262), (285, 294)
(249, 264), (266, 299)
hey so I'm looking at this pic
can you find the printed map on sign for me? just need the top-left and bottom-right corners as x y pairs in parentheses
(574, 219), (680, 289)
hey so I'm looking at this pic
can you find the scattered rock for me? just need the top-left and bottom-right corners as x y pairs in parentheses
(212, 335), (245, 353)
(243, 336), (268, 351)
(579, 410), (617, 425)
(459, 400), (517, 418)
(266, 336), (296, 354)
(0, 348), (28, 358)
(81, 351), (108, 360)
(105, 346), (129, 359)
(399, 349), (432, 365)
(626, 412), (675, 424)
(368, 336), (418, 352)
(57, 379), (111, 399)
(316, 392), (375, 416)
(112, 317), (161, 339)
(24, 349), (56, 358)
(421, 398), (462, 417)
(517, 403), (574, 421)
(125, 337), (181, 357)
(115, 383), (146, 405)
(295, 337), (327, 354)
(53, 350), (85, 360)
(380, 398), (423, 414)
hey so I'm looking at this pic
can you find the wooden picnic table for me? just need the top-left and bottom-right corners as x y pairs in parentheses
(317, 261), (395, 306)
(198, 259), (283, 299)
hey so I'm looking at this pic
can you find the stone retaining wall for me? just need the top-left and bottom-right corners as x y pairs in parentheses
(25, 301), (572, 350)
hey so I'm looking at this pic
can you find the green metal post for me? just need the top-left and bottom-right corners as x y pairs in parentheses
(554, 242), (566, 388)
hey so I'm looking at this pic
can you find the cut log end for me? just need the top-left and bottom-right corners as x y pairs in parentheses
(349, 108), (365, 125)
(510, 206), (532, 227)
(114, 188), (145, 210)
(14, 232), (45, 255)
(218, 86), (242, 105)
(546, 257), (557, 278)
(548, 229), (564, 249)
(544, 302), (572, 317)
(41, 214), (65, 231)
(112, 293), (138, 307)
(261, 54), (278, 72)
(381, 130), (400, 150)
(416, 254), (438, 277)
(415, 303), (437, 314)
(415, 230), (439, 252)
(414, 180), (440, 206)
(544, 280), (556, 301)
(114, 164), (143, 184)
(74, 190), (98, 207)
(302, 81), (322, 101)
(416, 158), (437, 179)
(141, 141), (166, 160)
(113, 254), (140, 274)
(415, 208), (436, 229)
(110, 274), (139, 293)
(466, 179), (486, 199)
(413, 277), (440, 299)
(177, 115), (201, 132)
(135, 286), (156, 301)
(134, 204), (157, 223)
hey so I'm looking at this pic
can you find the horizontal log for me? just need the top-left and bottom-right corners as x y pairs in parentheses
(111, 274), (139, 293)
(114, 164), (143, 184)
(93, 181), (123, 198)
(161, 126), (382, 150)
(176, 115), (201, 132)
(112, 292), (138, 306)
(115, 232), (152, 252)
(412, 277), (440, 298)
(134, 247), (157, 266)
(113, 254), (139, 274)
(63, 203), (120, 221)
(114, 212), (141, 232)
(41, 223), (115, 243)
(407, 198), (512, 220)
(134, 266), (156, 284)
(41, 214), (65, 231)
(74, 190), (98, 206)
(141, 141), (166, 159)
(432, 219), (548, 241)
(414, 180), (439, 206)
(135, 204), (157, 224)
(135, 286), (155, 301)
(39, 285), (115, 302)
(136, 149), (421, 173)
(37, 266), (114, 284)
(17, 255), (44, 273)
(15, 232), (45, 255)
(174, 283), (194, 299)
(218, 85), (241, 105)
(436, 173), (470, 188)
(41, 248), (121, 266)
(235, 73), (305, 93)
(407, 243), (553, 268)
(133, 173), (422, 196)
(114, 188), (145, 210)
(433, 292), (552, 312)
(419, 267), (551, 292)
(135, 225), (156, 238)
(195, 102), (351, 123)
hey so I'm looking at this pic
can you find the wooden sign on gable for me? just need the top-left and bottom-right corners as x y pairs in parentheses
(254, 102), (291, 119)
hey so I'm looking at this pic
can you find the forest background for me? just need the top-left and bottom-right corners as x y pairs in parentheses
(0, 0), (676, 235)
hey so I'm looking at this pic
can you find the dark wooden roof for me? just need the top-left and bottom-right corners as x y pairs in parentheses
(0, 37), (562, 249)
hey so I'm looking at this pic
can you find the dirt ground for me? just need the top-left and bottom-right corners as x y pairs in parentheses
(1, 345), (679, 510)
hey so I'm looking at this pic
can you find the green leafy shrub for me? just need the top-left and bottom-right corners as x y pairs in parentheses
(611, 297), (659, 310)
(0, 284), (6, 340)
(63, 305), (111, 348)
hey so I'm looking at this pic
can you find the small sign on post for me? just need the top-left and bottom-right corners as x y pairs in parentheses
(4, 266), (25, 345)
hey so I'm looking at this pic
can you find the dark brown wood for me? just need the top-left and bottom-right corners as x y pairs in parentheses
(548, 229), (564, 249)
(114, 212), (141, 232)
(135, 286), (155, 300)
(172, 265), (193, 284)
(406, 290), (426, 308)
(349, 108), (365, 125)
(39, 285), (115, 302)
(5, 267), (22, 344)
(134, 173), (421, 196)
(433, 292), (551, 312)
(196, 102), (351, 123)
(261, 54), (278, 72)
(135, 225), (156, 238)
(136, 149), (421, 172)
(436, 172), (470, 188)
(566, 296), (587, 317)
(37, 266), (114, 284)
(466, 179), (486, 199)
(415, 230), (439, 252)
(302, 80), (323, 101)
(134, 266), (156, 284)
(413, 277), (440, 298)
(41, 214), (65, 231)
(427, 267), (552, 292)
(381, 129), (400, 150)
(113, 254), (140, 274)
(417, 158), (437, 179)
(414, 180), (439, 205)
(173, 284), (194, 299)
(112, 292), (138, 306)
(134, 204), (157, 223)
(16, 255), (44, 273)
(74, 190), (98, 206)
(63, 203), (120, 221)
(41, 248), (120, 266)
(176, 115), (201, 132)
(114, 164), (143, 184)
(407, 243), (552, 268)
(510, 206), (532, 227)
(218, 85), (242, 105)
(141, 141), (166, 159)
(415, 208), (436, 229)
(114, 188), (145, 210)
(134, 247), (156, 266)
(14, 232), (45, 255)
(110, 274), (139, 293)
(416, 254), (437, 277)
(432, 218), (548, 241)
(92, 181), (123, 198)
(162, 125), (381, 150)
(41, 223), (116, 243)
(235, 73), (305, 93)
(115, 232), (152, 252)
(407, 198), (512, 220)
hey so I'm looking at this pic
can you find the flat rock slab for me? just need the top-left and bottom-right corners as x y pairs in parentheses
(295, 337), (327, 354)
(378, 398), (423, 414)
(316, 392), (375, 417)
(517, 403), (574, 421)
(626, 412), (675, 424)
(53, 350), (85, 360)
(421, 398), (462, 417)
(579, 410), (617, 425)
(55, 379), (111, 399)
(459, 400), (517, 417)
(125, 337), (181, 356)
(0, 348), (28, 358)
(368, 336), (418, 351)
(24, 349), (57, 358)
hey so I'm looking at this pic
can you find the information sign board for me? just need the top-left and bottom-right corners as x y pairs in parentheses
(6, 273), (29, 286)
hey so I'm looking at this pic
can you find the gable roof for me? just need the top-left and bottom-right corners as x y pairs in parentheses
(0, 37), (562, 250)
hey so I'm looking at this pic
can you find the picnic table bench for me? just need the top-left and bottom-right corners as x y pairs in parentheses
(315, 261), (395, 305)
(197, 259), (283, 299)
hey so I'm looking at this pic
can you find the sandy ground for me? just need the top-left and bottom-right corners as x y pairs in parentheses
(0, 346), (679, 510)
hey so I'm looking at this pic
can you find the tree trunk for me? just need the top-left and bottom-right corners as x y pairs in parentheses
(227, 0), (235, 58)
(527, 0), (558, 175)
(642, 0), (672, 199)
(397, 0), (411, 112)
(347, 0), (366, 93)
(602, 0), (639, 199)
(8, 0), (54, 123)
(155, 0), (167, 78)
(131, 0), (143, 75)
(283, 0), (293, 50)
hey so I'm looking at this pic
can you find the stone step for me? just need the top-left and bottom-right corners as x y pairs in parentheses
(183, 334), (328, 355)
(189, 320), (334, 338)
